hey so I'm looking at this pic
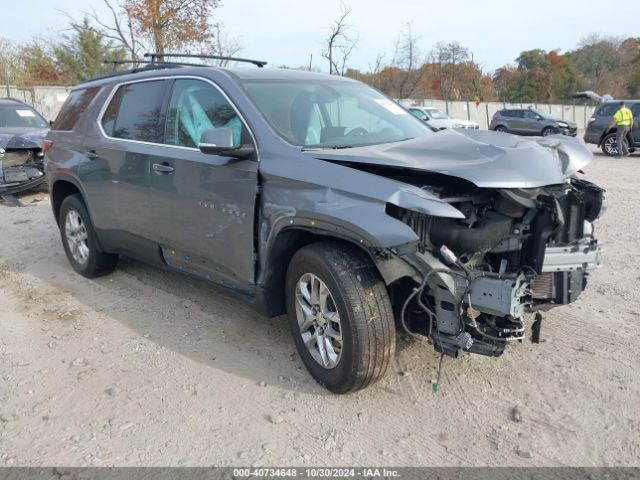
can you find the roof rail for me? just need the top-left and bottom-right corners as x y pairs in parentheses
(104, 60), (153, 72)
(144, 53), (267, 68)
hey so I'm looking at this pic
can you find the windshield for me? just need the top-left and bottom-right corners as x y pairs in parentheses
(0, 105), (48, 129)
(426, 109), (449, 119)
(240, 79), (431, 148)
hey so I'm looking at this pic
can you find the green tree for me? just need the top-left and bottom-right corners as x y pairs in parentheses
(55, 17), (126, 83)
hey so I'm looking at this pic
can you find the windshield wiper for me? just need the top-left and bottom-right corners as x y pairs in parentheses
(301, 144), (353, 151)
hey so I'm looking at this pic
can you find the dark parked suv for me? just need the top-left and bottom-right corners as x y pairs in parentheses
(490, 108), (578, 137)
(583, 100), (640, 156)
(46, 58), (604, 393)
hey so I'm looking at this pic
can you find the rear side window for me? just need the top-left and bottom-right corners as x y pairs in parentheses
(631, 104), (640, 116)
(53, 87), (100, 131)
(596, 103), (619, 117)
(101, 80), (168, 143)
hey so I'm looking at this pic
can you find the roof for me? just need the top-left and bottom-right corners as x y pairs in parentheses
(603, 99), (640, 104)
(226, 67), (356, 82)
(77, 64), (356, 89)
(0, 97), (30, 106)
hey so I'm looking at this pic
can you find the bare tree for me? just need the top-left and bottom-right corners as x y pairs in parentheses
(322, 3), (358, 75)
(392, 22), (425, 98)
(367, 53), (385, 90)
(207, 23), (243, 66)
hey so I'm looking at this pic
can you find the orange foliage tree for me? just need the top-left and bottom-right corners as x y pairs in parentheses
(123, 0), (220, 56)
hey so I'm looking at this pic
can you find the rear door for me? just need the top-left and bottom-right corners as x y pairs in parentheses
(148, 77), (259, 291)
(501, 110), (520, 132)
(82, 79), (170, 239)
(522, 110), (542, 135)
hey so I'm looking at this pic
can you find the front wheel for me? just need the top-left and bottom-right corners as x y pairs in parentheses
(285, 242), (395, 393)
(542, 126), (557, 136)
(601, 132), (626, 157)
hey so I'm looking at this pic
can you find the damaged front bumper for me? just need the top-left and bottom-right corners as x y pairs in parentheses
(0, 148), (46, 195)
(385, 173), (606, 359)
(408, 235), (602, 357)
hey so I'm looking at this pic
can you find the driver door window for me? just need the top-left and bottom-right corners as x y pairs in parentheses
(165, 79), (246, 148)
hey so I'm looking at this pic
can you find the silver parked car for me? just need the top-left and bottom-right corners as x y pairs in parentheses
(490, 108), (577, 137)
(409, 106), (479, 130)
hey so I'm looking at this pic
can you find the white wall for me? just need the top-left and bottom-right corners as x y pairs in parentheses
(398, 98), (596, 130)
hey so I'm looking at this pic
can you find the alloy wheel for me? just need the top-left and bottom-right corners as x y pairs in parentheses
(64, 210), (90, 265)
(294, 273), (343, 369)
(604, 137), (618, 156)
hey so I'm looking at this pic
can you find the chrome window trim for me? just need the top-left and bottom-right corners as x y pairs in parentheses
(95, 75), (259, 157)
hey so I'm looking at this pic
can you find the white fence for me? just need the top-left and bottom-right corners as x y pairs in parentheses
(398, 98), (597, 130)
(3, 86), (71, 122)
(4, 85), (598, 132)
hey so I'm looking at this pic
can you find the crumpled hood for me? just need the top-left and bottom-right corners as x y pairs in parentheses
(0, 128), (48, 150)
(309, 129), (592, 188)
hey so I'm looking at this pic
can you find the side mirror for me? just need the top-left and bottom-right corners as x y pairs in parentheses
(198, 127), (255, 159)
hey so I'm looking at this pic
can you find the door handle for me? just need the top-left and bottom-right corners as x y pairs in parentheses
(85, 150), (99, 160)
(152, 162), (175, 174)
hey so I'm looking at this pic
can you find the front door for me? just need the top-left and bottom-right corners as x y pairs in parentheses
(148, 78), (259, 291)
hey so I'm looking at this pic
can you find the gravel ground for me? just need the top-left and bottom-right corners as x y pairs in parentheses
(0, 148), (639, 467)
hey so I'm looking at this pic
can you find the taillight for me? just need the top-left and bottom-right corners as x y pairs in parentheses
(587, 117), (596, 126)
(41, 139), (54, 154)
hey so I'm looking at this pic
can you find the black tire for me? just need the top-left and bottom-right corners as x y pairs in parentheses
(494, 125), (508, 133)
(59, 194), (118, 278)
(601, 132), (624, 157)
(541, 126), (556, 136)
(285, 241), (395, 394)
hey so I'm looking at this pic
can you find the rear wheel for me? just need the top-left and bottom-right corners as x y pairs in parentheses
(59, 194), (118, 278)
(494, 125), (508, 133)
(285, 241), (395, 394)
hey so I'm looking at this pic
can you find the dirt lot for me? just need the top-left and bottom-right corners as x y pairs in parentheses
(1, 149), (639, 467)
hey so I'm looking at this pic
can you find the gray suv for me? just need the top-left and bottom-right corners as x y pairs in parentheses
(583, 100), (640, 156)
(46, 58), (604, 393)
(490, 108), (578, 137)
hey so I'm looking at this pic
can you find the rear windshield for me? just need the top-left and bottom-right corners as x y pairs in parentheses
(0, 105), (48, 128)
(53, 87), (101, 131)
(595, 103), (620, 117)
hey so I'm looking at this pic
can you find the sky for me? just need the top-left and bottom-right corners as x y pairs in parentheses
(2, 0), (639, 74)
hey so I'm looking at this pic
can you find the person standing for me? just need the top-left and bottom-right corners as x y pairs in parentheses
(609, 101), (634, 158)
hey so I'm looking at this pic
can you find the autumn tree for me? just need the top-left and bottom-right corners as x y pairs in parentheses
(431, 41), (471, 100)
(123, 0), (220, 56)
(16, 40), (65, 86)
